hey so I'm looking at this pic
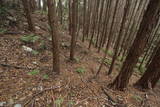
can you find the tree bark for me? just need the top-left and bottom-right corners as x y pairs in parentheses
(70, 0), (76, 60)
(0, 0), (4, 6)
(68, 0), (72, 35)
(119, 0), (146, 59)
(43, 0), (47, 11)
(98, 0), (111, 52)
(88, 0), (100, 49)
(104, 0), (119, 51)
(135, 42), (160, 89)
(38, 0), (41, 10)
(108, 0), (130, 75)
(138, 22), (160, 70)
(47, 0), (60, 74)
(118, 0), (140, 56)
(95, 0), (105, 47)
(22, 0), (35, 31)
(29, 0), (36, 12)
(86, 0), (94, 39)
(58, 0), (63, 24)
(82, 0), (86, 42)
(110, 0), (160, 91)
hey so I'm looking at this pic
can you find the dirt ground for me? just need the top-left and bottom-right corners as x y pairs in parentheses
(0, 13), (160, 107)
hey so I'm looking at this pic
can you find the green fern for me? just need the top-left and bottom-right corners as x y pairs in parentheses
(132, 95), (143, 102)
(102, 49), (113, 57)
(31, 50), (39, 55)
(0, 28), (7, 34)
(75, 67), (86, 73)
(20, 34), (39, 43)
(27, 69), (40, 75)
(55, 98), (64, 107)
(39, 40), (46, 50)
(104, 58), (112, 65)
(68, 100), (75, 106)
(43, 74), (49, 79)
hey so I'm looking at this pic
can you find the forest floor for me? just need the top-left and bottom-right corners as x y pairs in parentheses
(0, 12), (160, 107)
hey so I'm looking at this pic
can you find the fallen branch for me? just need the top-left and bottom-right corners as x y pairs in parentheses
(36, 25), (48, 32)
(74, 97), (90, 106)
(101, 87), (128, 107)
(80, 78), (98, 97)
(101, 86), (116, 103)
(4, 31), (25, 35)
(75, 96), (107, 106)
(24, 85), (63, 106)
(0, 32), (26, 37)
(0, 63), (35, 70)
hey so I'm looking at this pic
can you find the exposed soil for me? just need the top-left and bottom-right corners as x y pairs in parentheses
(0, 13), (160, 107)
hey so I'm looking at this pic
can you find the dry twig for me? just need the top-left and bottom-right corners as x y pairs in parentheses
(24, 85), (63, 106)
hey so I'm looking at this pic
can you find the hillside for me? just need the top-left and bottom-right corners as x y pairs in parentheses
(0, 12), (160, 107)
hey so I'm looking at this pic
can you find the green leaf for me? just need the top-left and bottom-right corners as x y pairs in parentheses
(32, 50), (39, 55)
(102, 49), (113, 57)
(75, 67), (86, 74)
(28, 69), (40, 75)
(68, 100), (75, 106)
(43, 74), (49, 79)
(75, 57), (80, 62)
(0, 28), (7, 34)
(39, 40), (46, 50)
(132, 95), (143, 102)
(117, 55), (123, 61)
(55, 98), (64, 107)
(104, 58), (112, 65)
(107, 50), (113, 57)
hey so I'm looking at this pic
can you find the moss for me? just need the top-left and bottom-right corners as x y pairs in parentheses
(117, 55), (123, 61)
(102, 49), (113, 57)
(104, 58), (112, 65)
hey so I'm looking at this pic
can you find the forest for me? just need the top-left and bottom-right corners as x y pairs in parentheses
(0, 0), (160, 106)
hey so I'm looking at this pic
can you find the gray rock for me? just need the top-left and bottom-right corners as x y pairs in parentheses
(0, 102), (6, 106)
(14, 104), (22, 107)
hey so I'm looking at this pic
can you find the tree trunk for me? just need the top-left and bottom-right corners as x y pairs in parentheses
(43, 0), (47, 11)
(135, 42), (160, 89)
(0, 0), (4, 6)
(47, 0), (60, 74)
(22, 0), (35, 31)
(38, 0), (41, 10)
(82, 0), (86, 42)
(138, 22), (159, 70)
(86, 0), (94, 39)
(88, 0), (100, 49)
(98, 0), (111, 52)
(104, 0), (119, 51)
(95, 0), (105, 47)
(110, 0), (160, 91)
(68, 0), (72, 35)
(120, 0), (146, 58)
(118, 0), (140, 56)
(70, 0), (76, 60)
(29, 0), (36, 12)
(58, 0), (63, 24)
(108, 0), (130, 75)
